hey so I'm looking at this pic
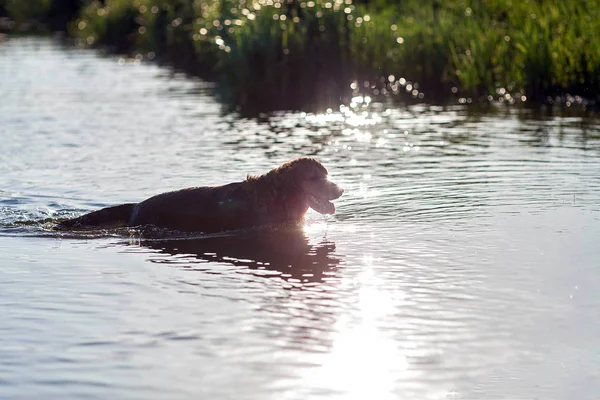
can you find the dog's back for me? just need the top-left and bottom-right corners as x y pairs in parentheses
(129, 183), (256, 232)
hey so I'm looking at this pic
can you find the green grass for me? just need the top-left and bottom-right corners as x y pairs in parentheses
(5, 0), (600, 112)
(3, 0), (78, 31)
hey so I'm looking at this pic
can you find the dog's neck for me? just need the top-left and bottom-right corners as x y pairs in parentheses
(246, 172), (308, 223)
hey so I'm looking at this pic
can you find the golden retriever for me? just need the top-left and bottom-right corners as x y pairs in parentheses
(57, 157), (343, 233)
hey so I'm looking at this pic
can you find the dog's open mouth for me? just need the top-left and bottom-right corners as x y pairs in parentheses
(307, 194), (336, 215)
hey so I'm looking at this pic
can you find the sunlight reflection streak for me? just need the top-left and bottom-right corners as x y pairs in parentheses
(304, 255), (412, 399)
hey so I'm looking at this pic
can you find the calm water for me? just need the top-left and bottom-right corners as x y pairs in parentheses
(1, 37), (600, 400)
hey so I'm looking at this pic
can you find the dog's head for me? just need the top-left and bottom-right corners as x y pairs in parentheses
(281, 157), (344, 215)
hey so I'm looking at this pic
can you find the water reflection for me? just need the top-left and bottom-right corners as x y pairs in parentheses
(137, 226), (341, 288)
(307, 255), (413, 400)
(2, 36), (600, 400)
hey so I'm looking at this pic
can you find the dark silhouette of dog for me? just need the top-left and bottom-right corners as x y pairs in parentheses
(57, 157), (343, 233)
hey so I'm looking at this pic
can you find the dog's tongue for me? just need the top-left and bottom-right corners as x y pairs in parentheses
(308, 195), (335, 215)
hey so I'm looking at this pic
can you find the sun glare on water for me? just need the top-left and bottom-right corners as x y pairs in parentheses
(300, 255), (415, 399)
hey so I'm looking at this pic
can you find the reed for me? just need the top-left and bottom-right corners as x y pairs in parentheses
(5, 0), (599, 111)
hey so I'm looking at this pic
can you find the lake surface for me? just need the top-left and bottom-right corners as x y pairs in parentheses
(1, 36), (600, 400)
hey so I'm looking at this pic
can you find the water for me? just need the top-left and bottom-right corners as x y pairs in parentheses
(1, 36), (600, 400)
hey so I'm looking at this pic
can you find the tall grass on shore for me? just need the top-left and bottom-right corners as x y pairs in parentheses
(349, 0), (600, 103)
(2, 0), (79, 31)
(5, 0), (600, 112)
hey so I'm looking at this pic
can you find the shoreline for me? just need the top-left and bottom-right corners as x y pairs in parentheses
(2, 1), (599, 114)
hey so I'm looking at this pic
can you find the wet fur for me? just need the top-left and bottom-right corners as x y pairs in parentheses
(57, 157), (343, 233)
